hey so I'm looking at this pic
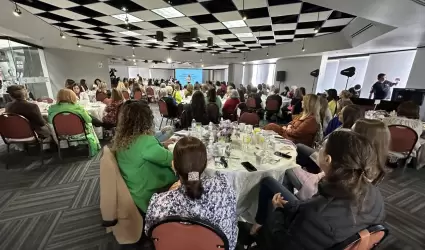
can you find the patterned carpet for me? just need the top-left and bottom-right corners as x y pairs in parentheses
(0, 106), (424, 249)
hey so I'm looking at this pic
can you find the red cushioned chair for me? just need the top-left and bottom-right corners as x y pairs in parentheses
(52, 112), (90, 159)
(265, 99), (280, 122)
(158, 100), (173, 129)
(133, 91), (143, 100)
(328, 224), (389, 250)
(246, 97), (257, 110)
(148, 216), (229, 250)
(146, 87), (155, 103)
(239, 112), (260, 127)
(0, 113), (48, 168)
(122, 91), (130, 100)
(388, 124), (418, 171)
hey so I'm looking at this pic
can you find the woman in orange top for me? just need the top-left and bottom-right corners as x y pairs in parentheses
(264, 94), (321, 146)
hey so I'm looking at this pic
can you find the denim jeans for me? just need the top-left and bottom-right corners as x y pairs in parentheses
(255, 176), (298, 225)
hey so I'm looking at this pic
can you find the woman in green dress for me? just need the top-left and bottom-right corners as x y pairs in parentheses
(48, 89), (100, 156)
(111, 100), (177, 213)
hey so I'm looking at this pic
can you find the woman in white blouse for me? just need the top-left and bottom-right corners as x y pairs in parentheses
(72, 83), (89, 101)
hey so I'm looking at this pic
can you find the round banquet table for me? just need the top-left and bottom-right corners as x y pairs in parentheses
(170, 131), (299, 223)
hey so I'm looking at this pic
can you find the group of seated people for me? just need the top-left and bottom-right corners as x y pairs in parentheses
(101, 92), (408, 250)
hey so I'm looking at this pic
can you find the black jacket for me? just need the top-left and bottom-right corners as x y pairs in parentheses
(258, 182), (385, 250)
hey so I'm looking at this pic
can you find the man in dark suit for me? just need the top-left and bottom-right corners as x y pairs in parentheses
(5, 85), (52, 138)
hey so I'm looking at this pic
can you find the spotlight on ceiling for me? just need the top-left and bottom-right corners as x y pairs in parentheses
(13, 2), (21, 17)
(77, 42), (81, 48)
(242, 15), (247, 21)
(178, 40), (184, 47)
(190, 28), (198, 40)
(144, 60), (148, 63)
(60, 30), (66, 39)
(266, 52), (269, 57)
(167, 57), (172, 63)
(314, 27), (319, 33)
(207, 37), (213, 47)
(201, 64), (204, 67)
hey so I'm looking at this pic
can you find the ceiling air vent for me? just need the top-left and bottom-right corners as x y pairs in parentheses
(410, 0), (425, 6)
(350, 23), (374, 38)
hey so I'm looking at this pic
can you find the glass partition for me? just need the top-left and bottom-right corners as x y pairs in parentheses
(0, 37), (50, 107)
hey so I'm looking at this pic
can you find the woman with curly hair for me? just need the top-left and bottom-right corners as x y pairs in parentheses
(112, 101), (177, 213)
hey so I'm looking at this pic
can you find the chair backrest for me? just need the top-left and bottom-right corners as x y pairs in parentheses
(36, 97), (54, 103)
(134, 91), (142, 100)
(147, 87), (155, 96)
(388, 125), (418, 157)
(329, 225), (389, 250)
(52, 112), (86, 137)
(266, 99), (280, 111)
(158, 100), (169, 116)
(246, 97), (257, 109)
(0, 113), (37, 141)
(239, 112), (260, 126)
(122, 91), (130, 100)
(96, 92), (108, 102)
(207, 103), (220, 124)
(148, 216), (229, 250)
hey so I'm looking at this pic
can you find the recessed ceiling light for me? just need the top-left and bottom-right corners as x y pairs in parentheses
(152, 7), (185, 19)
(112, 14), (143, 23)
(236, 33), (253, 38)
(222, 20), (246, 28)
(120, 31), (142, 36)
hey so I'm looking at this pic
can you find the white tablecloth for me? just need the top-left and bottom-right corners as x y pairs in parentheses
(36, 101), (106, 121)
(170, 131), (299, 222)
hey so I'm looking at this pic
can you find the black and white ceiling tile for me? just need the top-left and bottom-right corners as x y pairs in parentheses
(15, 0), (355, 54)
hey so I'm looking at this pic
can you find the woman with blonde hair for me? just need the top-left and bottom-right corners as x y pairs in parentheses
(319, 96), (332, 131)
(172, 83), (183, 103)
(265, 94), (321, 146)
(96, 81), (110, 101)
(184, 83), (194, 97)
(337, 90), (353, 114)
(112, 101), (176, 213)
(48, 89), (100, 156)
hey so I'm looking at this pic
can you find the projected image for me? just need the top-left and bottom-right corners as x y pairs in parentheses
(175, 68), (203, 86)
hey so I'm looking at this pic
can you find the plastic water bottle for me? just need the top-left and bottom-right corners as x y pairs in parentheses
(208, 122), (213, 132)
(191, 119), (196, 129)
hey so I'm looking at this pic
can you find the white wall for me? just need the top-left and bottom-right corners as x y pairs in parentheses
(150, 69), (174, 80)
(44, 48), (109, 93)
(318, 60), (338, 93)
(275, 56), (322, 93)
(407, 48), (425, 89)
(334, 57), (369, 91)
(361, 50), (416, 98)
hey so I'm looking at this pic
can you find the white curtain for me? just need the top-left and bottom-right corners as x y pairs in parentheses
(249, 64), (276, 86)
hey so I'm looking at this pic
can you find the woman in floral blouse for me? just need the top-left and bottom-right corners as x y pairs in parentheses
(145, 137), (237, 250)
(102, 89), (124, 127)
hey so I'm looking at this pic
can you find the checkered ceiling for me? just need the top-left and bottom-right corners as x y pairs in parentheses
(15, 0), (355, 54)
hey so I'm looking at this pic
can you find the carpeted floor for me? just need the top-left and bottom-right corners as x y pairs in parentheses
(0, 106), (424, 249)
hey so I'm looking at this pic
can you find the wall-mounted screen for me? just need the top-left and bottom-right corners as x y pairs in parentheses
(175, 68), (203, 86)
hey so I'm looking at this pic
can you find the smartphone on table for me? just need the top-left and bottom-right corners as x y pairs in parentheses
(274, 151), (292, 159)
(241, 162), (257, 172)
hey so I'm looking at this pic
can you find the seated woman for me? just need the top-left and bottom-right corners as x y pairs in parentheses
(188, 91), (209, 125)
(251, 131), (386, 249)
(264, 94), (321, 147)
(112, 101), (177, 213)
(290, 88), (303, 116)
(172, 84), (183, 104)
(222, 89), (240, 120)
(102, 89), (124, 128)
(184, 83), (193, 98)
(145, 137), (237, 250)
(324, 99), (357, 136)
(206, 88), (222, 116)
(337, 90), (353, 114)
(48, 89), (100, 156)
(382, 101), (423, 159)
(327, 88), (338, 116)
(319, 96), (332, 132)
(96, 82), (110, 101)
(5, 85), (52, 139)
(286, 118), (389, 200)
(71, 83), (89, 101)
(296, 104), (364, 173)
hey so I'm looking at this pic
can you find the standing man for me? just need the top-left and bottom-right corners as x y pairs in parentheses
(369, 73), (400, 100)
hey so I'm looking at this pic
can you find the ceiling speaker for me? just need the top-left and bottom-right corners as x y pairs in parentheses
(207, 37), (213, 47)
(310, 69), (319, 78)
(156, 31), (164, 42)
(178, 40), (184, 47)
(340, 67), (356, 77)
(190, 28), (198, 39)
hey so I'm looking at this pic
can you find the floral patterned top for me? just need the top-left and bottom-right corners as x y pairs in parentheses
(144, 172), (237, 250)
(102, 100), (123, 125)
